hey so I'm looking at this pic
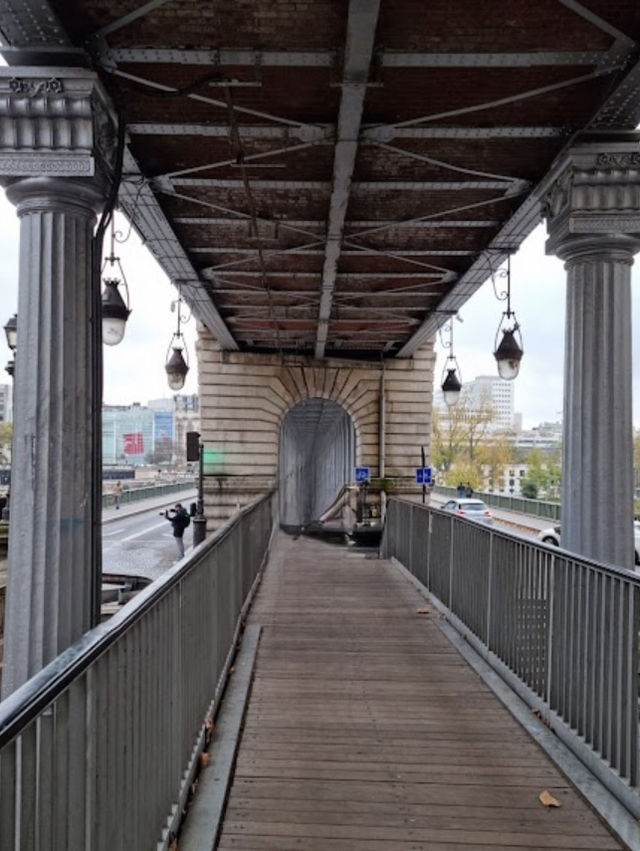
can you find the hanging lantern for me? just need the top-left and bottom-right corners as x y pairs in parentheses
(494, 324), (524, 380)
(165, 286), (190, 390)
(102, 279), (131, 346)
(101, 220), (131, 346)
(165, 345), (189, 391)
(490, 254), (523, 381)
(441, 366), (462, 407)
(439, 318), (462, 407)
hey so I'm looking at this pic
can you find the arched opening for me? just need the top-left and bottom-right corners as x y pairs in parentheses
(279, 398), (355, 532)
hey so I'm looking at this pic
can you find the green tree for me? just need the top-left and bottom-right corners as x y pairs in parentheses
(521, 480), (538, 499)
(524, 447), (561, 499)
(476, 434), (514, 491)
(0, 422), (12, 465)
(432, 391), (495, 473)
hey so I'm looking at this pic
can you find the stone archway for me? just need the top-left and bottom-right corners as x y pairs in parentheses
(279, 398), (355, 532)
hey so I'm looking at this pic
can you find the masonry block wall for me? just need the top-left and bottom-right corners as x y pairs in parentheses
(197, 325), (436, 530)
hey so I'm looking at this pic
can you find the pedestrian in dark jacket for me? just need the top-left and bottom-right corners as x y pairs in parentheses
(164, 502), (190, 559)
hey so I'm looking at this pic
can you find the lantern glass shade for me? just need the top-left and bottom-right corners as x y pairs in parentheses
(4, 314), (17, 351)
(441, 367), (462, 407)
(165, 346), (189, 391)
(102, 280), (131, 346)
(494, 328), (523, 381)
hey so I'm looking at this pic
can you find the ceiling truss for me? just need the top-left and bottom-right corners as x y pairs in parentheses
(3, 0), (639, 359)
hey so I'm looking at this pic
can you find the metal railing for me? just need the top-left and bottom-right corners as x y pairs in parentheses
(102, 479), (196, 509)
(0, 491), (275, 851)
(434, 485), (561, 521)
(383, 498), (640, 816)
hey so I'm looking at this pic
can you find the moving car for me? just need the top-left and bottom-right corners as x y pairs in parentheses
(537, 522), (640, 565)
(441, 498), (493, 526)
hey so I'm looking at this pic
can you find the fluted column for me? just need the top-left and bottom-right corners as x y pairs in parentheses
(0, 69), (115, 696)
(544, 135), (640, 568)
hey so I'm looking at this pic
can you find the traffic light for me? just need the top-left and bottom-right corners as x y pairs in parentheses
(186, 431), (200, 462)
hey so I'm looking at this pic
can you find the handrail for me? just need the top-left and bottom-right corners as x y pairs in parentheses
(101, 479), (196, 508)
(0, 490), (276, 851)
(0, 491), (269, 744)
(383, 497), (640, 816)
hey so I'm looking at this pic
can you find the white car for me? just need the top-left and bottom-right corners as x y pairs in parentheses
(537, 522), (640, 565)
(441, 498), (493, 526)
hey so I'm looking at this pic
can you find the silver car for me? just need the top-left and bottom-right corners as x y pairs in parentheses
(441, 498), (493, 525)
(537, 522), (640, 565)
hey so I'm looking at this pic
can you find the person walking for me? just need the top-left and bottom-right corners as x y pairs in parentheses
(164, 502), (190, 559)
(113, 480), (123, 509)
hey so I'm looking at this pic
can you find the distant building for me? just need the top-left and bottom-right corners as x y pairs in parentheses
(514, 421), (562, 451)
(484, 464), (529, 496)
(435, 374), (518, 432)
(0, 383), (12, 423)
(103, 403), (154, 466)
(102, 396), (200, 466)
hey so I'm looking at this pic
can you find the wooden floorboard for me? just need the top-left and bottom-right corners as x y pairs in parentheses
(217, 533), (623, 850)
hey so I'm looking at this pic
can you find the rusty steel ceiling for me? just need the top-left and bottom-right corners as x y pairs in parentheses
(2, 0), (640, 359)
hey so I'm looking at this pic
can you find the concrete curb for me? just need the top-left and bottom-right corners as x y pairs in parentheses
(179, 625), (261, 851)
(102, 489), (196, 525)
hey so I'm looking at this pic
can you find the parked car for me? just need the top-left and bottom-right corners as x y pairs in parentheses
(441, 498), (493, 525)
(537, 522), (640, 565)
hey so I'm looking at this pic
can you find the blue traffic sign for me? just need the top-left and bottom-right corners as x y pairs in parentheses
(355, 467), (370, 483)
(415, 467), (433, 485)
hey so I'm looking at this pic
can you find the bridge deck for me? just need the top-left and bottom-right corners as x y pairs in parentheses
(217, 532), (622, 850)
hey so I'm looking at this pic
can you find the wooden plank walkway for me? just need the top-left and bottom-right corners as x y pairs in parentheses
(217, 532), (623, 850)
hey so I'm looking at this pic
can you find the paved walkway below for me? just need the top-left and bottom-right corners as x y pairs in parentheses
(217, 532), (622, 850)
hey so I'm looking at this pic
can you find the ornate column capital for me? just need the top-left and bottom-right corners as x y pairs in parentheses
(0, 66), (117, 181)
(542, 133), (640, 260)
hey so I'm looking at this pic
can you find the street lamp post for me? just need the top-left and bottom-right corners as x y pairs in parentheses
(186, 430), (207, 546)
(2, 313), (17, 521)
(192, 439), (207, 546)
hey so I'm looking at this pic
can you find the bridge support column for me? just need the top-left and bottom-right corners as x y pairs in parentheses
(0, 69), (116, 696)
(544, 135), (640, 567)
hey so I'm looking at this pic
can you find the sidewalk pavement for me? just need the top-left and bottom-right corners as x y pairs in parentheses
(102, 488), (197, 524)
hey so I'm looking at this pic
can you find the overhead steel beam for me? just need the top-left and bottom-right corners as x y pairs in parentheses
(91, 0), (173, 38)
(315, 0), (381, 358)
(173, 213), (500, 226)
(555, 0), (636, 47)
(169, 177), (514, 190)
(192, 247), (474, 256)
(103, 46), (608, 67)
(203, 271), (444, 279)
(127, 122), (565, 140)
(174, 216), (499, 228)
(118, 151), (238, 349)
(375, 66), (625, 133)
(111, 67), (326, 132)
(398, 55), (640, 356)
(128, 122), (334, 141)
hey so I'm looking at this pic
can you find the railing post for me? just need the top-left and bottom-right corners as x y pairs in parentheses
(426, 509), (432, 590)
(486, 532), (494, 649)
(545, 557), (555, 707)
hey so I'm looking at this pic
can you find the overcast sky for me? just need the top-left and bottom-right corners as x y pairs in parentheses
(1, 190), (639, 429)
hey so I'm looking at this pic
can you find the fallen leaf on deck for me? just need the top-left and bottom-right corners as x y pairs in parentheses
(539, 790), (561, 808)
(415, 608), (430, 615)
(200, 752), (211, 768)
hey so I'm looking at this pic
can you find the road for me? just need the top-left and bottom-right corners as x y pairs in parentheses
(429, 493), (550, 541)
(102, 490), (197, 583)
